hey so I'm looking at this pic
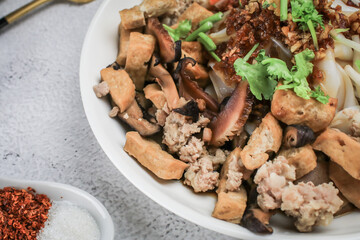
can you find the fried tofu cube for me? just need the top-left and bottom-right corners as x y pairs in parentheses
(329, 161), (360, 209)
(313, 128), (360, 180)
(212, 187), (247, 223)
(124, 131), (188, 180)
(241, 113), (283, 170)
(140, 0), (177, 17)
(212, 148), (251, 223)
(143, 83), (167, 109)
(119, 6), (145, 30)
(125, 32), (156, 90)
(279, 145), (317, 179)
(271, 88), (337, 132)
(116, 24), (143, 66)
(100, 68), (135, 113)
(176, 3), (213, 29)
(181, 41), (205, 64)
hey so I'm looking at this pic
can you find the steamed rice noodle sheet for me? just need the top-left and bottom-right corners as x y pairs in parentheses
(316, 49), (346, 110)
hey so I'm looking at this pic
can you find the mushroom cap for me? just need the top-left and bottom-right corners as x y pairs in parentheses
(209, 81), (253, 147)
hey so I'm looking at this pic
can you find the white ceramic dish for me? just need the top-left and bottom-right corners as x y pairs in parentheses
(0, 177), (114, 240)
(79, 0), (360, 239)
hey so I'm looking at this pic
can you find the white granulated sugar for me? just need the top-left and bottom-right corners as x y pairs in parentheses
(37, 201), (100, 240)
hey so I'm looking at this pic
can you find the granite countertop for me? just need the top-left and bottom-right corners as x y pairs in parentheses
(0, 0), (232, 239)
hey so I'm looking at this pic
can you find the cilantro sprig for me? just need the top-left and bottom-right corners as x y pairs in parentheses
(290, 0), (324, 50)
(234, 46), (329, 104)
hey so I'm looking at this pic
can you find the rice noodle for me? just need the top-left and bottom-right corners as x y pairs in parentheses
(208, 62), (235, 102)
(334, 34), (354, 61)
(336, 63), (359, 109)
(344, 65), (360, 98)
(316, 49), (345, 110)
(352, 35), (360, 73)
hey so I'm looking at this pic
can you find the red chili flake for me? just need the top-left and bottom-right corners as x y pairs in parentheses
(0, 187), (51, 240)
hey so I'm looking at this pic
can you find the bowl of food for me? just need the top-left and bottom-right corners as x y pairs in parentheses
(80, 0), (360, 238)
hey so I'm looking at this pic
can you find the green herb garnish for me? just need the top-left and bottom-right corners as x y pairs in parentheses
(280, 0), (288, 21)
(290, 0), (324, 50)
(234, 48), (329, 103)
(199, 12), (224, 26)
(311, 86), (330, 104)
(186, 21), (213, 41)
(234, 45), (278, 100)
(263, 1), (277, 9)
(163, 20), (192, 41)
(335, 28), (350, 34)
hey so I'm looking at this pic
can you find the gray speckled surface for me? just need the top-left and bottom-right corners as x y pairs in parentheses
(0, 0), (233, 239)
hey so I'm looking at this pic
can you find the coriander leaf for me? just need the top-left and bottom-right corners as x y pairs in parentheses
(311, 86), (330, 104)
(163, 20), (192, 41)
(261, 58), (292, 81)
(276, 49), (315, 101)
(234, 58), (277, 100)
(290, 0), (324, 49)
(292, 48), (315, 79)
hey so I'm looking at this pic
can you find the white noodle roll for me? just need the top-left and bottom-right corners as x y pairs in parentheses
(316, 49), (346, 110)
(205, 84), (218, 100)
(330, 106), (360, 135)
(336, 63), (359, 109)
(334, 34), (354, 61)
(208, 62), (235, 103)
(209, 28), (231, 45)
(352, 35), (360, 72)
(344, 64), (360, 98)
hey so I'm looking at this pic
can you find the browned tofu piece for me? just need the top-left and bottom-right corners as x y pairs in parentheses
(119, 6), (145, 30)
(279, 145), (317, 179)
(176, 3), (213, 29)
(140, 0), (177, 17)
(181, 41), (205, 64)
(313, 128), (360, 180)
(116, 24), (142, 66)
(271, 88), (337, 132)
(212, 148), (251, 223)
(125, 32), (156, 90)
(143, 83), (166, 109)
(212, 187), (247, 223)
(100, 68), (135, 113)
(329, 162), (360, 209)
(124, 131), (188, 180)
(241, 113), (283, 170)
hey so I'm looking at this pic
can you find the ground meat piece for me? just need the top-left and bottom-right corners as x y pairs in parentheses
(179, 136), (205, 163)
(281, 182), (343, 232)
(184, 156), (219, 192)
(208, 148), (227, 168)
(163, 111), (210, 152)
(254, 156), (296, 211)
(93, 81), (109, 98)
(225, 158), (244, 192)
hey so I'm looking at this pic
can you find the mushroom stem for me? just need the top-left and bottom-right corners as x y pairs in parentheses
(149, 55), (180, 110)
(177, 57), (219, 113)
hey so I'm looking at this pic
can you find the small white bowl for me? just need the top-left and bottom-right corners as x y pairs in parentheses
(0, 176), (114, 240)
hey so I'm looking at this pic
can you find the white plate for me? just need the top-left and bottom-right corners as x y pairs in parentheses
(79, 0), (360, 239)
(0, 177), (114, 240)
